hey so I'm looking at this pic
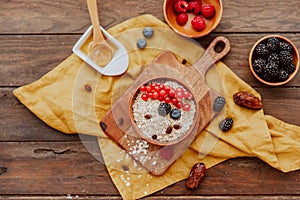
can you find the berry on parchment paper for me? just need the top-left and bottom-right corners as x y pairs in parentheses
(176, 13), (188, 26)
(201, 4), (215, 19)
(191, 16), (206, 31)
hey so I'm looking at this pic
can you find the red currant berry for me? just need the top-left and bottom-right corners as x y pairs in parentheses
(183, 91), (192, 99)
(159, 89), (167, 97)
(171, 98), (178, 105)
(158, 96), (164, 101)
(148, 92), (153, 99)
(152, 91), (159, 99)
(176, 91), (184, 99)
(141, 94), (148, 101)
(176, 101), (183, 109)
(169, 89), (176, 97)
(183, 103), (191, 111)
(165, 96), (171, 103)
(140, 85), (146, 92)
(176, 87), (184, 93)
(164, 86), (171, 94)
(146, 85), (153, 93)
(159, 84), (165, 90)
(154, 85), (160, 92)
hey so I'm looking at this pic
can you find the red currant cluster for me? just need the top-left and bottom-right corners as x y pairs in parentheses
(139, 82), (193, 111)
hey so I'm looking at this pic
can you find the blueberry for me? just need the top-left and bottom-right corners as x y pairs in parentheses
(137, 38), (147, 49)
(170, 109), (181, 120)
(143, 27), (154, 38)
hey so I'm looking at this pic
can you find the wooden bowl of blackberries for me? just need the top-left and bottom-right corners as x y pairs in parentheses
(249, 35), (299, 86)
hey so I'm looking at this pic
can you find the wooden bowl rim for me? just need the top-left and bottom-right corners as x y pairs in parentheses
(249, 35), (300, 86)
(163, 0), (223, 38)
(128, 76), (200, 146)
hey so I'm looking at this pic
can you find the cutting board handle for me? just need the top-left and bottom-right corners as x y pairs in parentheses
(193, 36), (231, 76)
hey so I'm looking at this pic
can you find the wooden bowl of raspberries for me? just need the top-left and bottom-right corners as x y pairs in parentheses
(163, 0), (223, 38)
(249, 35), (299, 86)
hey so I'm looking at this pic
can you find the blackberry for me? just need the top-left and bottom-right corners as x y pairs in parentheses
(266, 36), (279, 52)
(277, 69), (289, 82)
(158, 103), (171, 116)
(285, 62), (296, 74)
(262, 62), (279, 82)
(143, 27), (154, 38)
(255, 43), (269, 57)
(279, 41), (292, 52)
(267, 53), (280, 66)
(219, 117), (233, 132)
(279, 51), (293, 67)
(213, 96), (226, 112)
(252, 58), (266, 76)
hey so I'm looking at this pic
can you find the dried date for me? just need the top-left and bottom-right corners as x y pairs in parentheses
(233, 91), (262, 110)
(186, 163), (206, 189)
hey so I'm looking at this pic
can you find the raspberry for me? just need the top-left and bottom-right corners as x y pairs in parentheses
(188, 0), (202, 15)
(174, 0), (189, 13)
(191, 16), (205, 31)
(201, 4), (215, 19)
(176, 13), (188, 26)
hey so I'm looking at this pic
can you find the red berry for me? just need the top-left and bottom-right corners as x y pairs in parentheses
(140, 85), (146, 92)
(174, 0), (189, 13)
(158, 96), (164, 101)
(171, 98), (178, 105)
(188, 0), (202, 15)
(141, 94), (148, 101)
(176, 101), (183, 109)
(164, 86), (171, 94)
(183, 91), (192, 99)
(169, 89), (176, 97)
(201, 4), (215, 19)
(146, 85), (153, 93)
(175, 87), (184, 93)
(165, 96), (171, 103)
(183, 103), (191, 111)
(159, 89), (167, 97)
(176, 91), (184, 99)
(154, 85), (160, 92)
(152, 91), (159, 99)
(191, 16), (205, 32)
(176, 13), (188, 26)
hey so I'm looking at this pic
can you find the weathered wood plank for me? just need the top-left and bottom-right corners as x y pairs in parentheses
(1, 142), (300, 196)
(1, 34), (300, 86)
(0, 0), (299, 34)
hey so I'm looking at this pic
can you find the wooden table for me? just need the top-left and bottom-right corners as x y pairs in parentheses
(1, 0), (300, 199)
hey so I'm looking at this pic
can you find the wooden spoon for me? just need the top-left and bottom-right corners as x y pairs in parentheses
(86, 0), (114, 67)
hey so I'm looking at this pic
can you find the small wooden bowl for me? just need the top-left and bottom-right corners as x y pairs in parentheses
(129, 77), (199, 146)
(163, 0), (223, 38)
(249, 35), (299, 86)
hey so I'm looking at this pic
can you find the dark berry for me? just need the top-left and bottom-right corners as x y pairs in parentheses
(279, 41), (292, 52)
(279, 51), (293, 67)
(213, 96), (226, 112)
(143, 27), (154, 38)
(170, 109), (181, 120)
(285, 62), (296, 74)
(158, 103), (172, 116)
(255, 43), (269, 57)
(137, 38), (147, 49)
(219, 117), (233, 132)
(266, 37), (279, 52)
(252, 58), (266, 76)
(262, 62), (279, 82)
(267, 53), (280, 66)
(277, 69), (289, 82)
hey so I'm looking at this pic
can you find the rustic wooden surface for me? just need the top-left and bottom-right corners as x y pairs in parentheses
(1, 0), (300, 199)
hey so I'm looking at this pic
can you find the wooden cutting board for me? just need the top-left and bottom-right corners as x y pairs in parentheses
(100, 36), (230, 176)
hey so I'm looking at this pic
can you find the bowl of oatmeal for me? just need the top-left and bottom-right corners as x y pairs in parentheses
(129, 77), (199, 146)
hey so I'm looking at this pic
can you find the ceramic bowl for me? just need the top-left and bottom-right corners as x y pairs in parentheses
(249, 35), (299, 86)
(163, 0), (223, 38)
(129, 77), (199, 146)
